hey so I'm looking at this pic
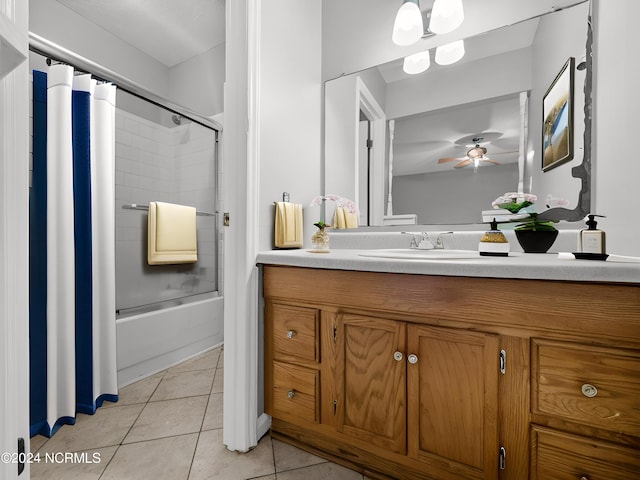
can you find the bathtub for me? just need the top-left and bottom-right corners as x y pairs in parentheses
(116, 295), (224, 387)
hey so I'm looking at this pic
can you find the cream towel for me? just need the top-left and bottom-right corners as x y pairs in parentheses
(274, 202), (303, 248)
(148, 201), (198, 265)
(332, 206), (358, 229)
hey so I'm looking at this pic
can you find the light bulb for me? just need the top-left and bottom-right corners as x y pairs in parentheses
(392, 0), (424, 46)
(435, 39), (465, 65)
(429, 0), (464, 35)
(403, 50), (430, 74)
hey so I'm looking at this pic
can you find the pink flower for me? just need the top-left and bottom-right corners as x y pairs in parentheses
(309, 194), (359, 214)
(546, 194), (570, 208)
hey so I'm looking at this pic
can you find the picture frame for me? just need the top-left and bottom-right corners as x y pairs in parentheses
(542, 57), (575, 172)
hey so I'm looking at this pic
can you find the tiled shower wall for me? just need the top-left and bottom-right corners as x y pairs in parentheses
(114, 108), (218, 314)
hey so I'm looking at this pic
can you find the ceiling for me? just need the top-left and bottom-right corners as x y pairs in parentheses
(392, 95), (522, 176)
(56, 0), (225, 68)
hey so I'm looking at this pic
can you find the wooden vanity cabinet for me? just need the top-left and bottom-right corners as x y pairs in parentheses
(262, 265), (640, 480)
(334, 314), (407, 454)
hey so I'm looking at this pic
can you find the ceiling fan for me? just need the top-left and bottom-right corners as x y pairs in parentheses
(438, 136), (515, 170)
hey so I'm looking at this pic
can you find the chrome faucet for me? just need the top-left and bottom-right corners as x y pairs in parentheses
(434, 232), (454, 249)
(403, 231), (454, 250)
(404, 232), (435, 250)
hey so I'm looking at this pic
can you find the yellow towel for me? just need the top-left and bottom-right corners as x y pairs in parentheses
(274, 202), (303, 248)
(148, 201), (198, 265)
(332, 206), (358, 229)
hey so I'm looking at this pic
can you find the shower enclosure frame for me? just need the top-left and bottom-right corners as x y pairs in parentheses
(28, 32), (225, 386)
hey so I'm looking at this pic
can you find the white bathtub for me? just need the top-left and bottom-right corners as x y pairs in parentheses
(116, 296), (224, 387)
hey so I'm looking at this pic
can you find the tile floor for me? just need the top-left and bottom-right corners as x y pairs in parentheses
(29, 347), (368, 480)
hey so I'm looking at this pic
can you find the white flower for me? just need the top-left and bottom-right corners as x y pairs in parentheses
(492, 192), (537, 209)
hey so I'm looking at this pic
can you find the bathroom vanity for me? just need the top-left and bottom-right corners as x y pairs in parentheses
(258, 250), (640, 480)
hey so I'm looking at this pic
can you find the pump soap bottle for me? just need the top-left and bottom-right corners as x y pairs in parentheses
(578, 214), (606, 255)
(479, 219), (510, 256)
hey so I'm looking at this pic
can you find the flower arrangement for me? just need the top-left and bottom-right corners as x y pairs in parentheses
(309, 194), (359, 229)
(492, 192), (558, 231)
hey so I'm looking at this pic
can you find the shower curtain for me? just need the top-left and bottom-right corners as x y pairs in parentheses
(29, 64), (118, 437)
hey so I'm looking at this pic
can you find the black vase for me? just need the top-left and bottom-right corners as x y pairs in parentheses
(515, 229), (559, 253)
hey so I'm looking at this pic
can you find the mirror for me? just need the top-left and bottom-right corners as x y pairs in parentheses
(324, 0), (591, 227)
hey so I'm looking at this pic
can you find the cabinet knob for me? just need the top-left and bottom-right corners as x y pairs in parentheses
(287, 389), (296, 399)
(579, 476), (590, 480)
(581, 383), (598, 398)
(393, 351), (403, 362)
(286, 330), (296, 339)
(408, 354), (418, 364)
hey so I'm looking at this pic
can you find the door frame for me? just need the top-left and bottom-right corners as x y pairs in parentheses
(1, 1), (31, 477)
(355, 78), (386, 226)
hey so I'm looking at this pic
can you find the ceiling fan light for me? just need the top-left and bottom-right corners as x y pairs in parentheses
(429, 0), (465, 34)
(467, 146), (486, 159)
(392, 0), (424, 46)
(403, 50), (430, 74)
(435, 39), (465, 65)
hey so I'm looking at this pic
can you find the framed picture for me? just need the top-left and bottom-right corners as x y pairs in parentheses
(542, 57), (575, 171)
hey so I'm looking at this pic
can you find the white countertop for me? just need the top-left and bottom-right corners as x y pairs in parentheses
(256, 249), (640, 284)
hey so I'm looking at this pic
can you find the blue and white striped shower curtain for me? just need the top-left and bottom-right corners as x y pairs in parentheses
(30, 64), (118, 437)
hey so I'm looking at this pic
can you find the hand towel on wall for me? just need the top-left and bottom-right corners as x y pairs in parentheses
(274, 201), (303, 248)
(332, 206), (359, 229)
(148, 201), (198, 264)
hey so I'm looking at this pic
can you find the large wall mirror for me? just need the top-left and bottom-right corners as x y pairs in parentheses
(325, 0), (591, 228)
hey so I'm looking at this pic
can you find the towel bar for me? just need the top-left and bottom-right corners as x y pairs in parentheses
(122, 203), (217, 217)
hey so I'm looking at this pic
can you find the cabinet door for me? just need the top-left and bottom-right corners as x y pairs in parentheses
(407, 324), (500, 478)
(336, 313), (407, 454)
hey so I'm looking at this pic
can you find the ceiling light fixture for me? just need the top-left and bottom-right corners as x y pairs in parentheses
(403, 50), (430, 74)
(429, 0), (465, 35)
(435, 39), (465, 65)
(392, 0), (424, 46)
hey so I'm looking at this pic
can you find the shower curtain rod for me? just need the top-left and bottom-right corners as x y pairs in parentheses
(28, 32), (222, 133)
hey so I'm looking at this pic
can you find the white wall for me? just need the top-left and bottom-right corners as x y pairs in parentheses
(525, 3), (589, 212)
(385, 48), (532, 119)
(324, 75), (359, 207)
(29, 0), (224, 118)
(592, 0), (640, 256)
(29, 0), (169, 96)
(258, 0), (323, 250)
(394, 163), (520, 224)
(169, 44), (225, 117)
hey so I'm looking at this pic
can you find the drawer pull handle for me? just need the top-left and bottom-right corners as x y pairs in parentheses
(287, 389), (296, 399)
(581, 384), (598, 398)
(408, 354), (419, 365)
(579, 477), (590, 480)
(286, 330), (297, 339)
(393, 351), (403, 362)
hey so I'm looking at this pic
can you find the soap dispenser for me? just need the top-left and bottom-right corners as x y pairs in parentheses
(578, 214), (606, 254)
(479, 219), (510, 256)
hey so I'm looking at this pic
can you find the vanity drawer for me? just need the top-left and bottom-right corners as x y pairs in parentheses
(531, 426), (640, 480)
(532, 339), (640, 436)
(272, 361), (319, 424)
(271, 303), (319, 363)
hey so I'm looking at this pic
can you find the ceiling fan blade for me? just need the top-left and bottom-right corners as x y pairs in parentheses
(438, 157), (465, 164)
(454, 159), (472, 168)
(487, 150), (519, 156)
(481, 159), (501, 165)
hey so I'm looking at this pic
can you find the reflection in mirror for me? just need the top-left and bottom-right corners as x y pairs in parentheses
(324, 0), (591, 227)
(392, 94), (522, 224)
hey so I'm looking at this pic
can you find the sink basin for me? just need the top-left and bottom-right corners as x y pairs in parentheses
(358, 249), (480, 260)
